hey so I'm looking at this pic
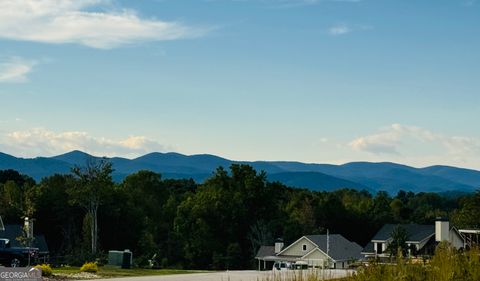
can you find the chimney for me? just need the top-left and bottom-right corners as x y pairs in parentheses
(435, 217), (449, 242)
(275, 238), (284, 254)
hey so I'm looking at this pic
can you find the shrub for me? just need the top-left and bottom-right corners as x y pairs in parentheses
(80, 262), (99, 273)
(34, 264), (53, 277)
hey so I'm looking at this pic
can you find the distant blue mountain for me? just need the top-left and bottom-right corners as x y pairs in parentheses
(1, 150), (479, 194)
(267, 172), (372, 193)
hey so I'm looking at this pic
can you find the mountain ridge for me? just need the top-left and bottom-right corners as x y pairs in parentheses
(0, 150), (479, 194)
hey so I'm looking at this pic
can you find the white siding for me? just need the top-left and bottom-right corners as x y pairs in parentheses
(280, 237), (317, 256)
(301, 248), (329, 267)
(302, 248), (329, 260)
(449, 230), (465, 249)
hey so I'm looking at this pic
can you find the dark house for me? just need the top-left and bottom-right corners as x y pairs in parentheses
(362, 218), (464, 259)
(0, 224), (49, 259)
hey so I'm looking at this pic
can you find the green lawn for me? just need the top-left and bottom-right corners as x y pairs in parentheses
(52, 266), (208, 279)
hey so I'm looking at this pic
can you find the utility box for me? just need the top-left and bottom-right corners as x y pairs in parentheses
(108, 250), (124, 266)
(122, 250), (132, 269)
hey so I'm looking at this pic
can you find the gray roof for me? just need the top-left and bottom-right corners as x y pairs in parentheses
(255, 246), (275, 258)
(305, 234), (363, 261)
(0, 224), (49, 253)
(372, 224), (434, 242)
(361, 242), (374, 253)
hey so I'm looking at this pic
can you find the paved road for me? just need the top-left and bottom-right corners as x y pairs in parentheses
(91, 270), (355, 281)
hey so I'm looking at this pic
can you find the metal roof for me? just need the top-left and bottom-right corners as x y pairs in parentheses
(371, 224), (434, 242)
(361, 242), (374, 254)
(305, 234), (363, 261)
(255, 246), (275, 258)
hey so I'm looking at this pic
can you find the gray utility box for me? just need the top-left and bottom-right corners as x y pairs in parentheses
(108, 249), (133, 268)
(108, 250), (124, 266)
(108, 250), (133, 268)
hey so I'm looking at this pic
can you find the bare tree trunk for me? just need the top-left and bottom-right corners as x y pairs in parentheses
(93, 205), (98, 255)
(89, 203), (98, 255)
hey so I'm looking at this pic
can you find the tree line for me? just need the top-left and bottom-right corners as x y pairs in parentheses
(0, 161), (479, 269)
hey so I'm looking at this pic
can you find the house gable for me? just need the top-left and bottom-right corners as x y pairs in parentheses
(278, 236), (317, 257)
(301, 247), (330, 261)
(449, 227), (465, 249)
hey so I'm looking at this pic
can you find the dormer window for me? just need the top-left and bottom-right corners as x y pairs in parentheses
(302, 244), (307, 251)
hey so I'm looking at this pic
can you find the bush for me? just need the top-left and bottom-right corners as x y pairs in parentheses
(80, 262), (99, 273)
(34, 264), (53, 277)
(345, 243), (480, 281)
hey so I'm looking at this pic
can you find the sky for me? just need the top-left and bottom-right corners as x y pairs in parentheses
(0, 0), (479, 169)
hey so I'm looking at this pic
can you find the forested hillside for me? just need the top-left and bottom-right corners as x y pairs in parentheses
(2, 150), (480, 193)
(0, 163), (479, 269)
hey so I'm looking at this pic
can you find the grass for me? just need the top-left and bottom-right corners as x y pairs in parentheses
(52, 266), (208, 279)
(346, 243), (480, 281)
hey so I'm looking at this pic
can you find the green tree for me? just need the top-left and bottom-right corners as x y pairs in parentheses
(0, 180), (23, 221)
(69, 158), (114, 255)
(451, 190), (480, 229)
(36, 174), (82, 255)
(388, 225), (409, 257)
(174, 165), (273, 269)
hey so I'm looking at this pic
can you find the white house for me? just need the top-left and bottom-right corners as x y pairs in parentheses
(255, 234), (362, 270)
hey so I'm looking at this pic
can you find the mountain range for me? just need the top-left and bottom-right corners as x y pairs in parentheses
(1, 150), (479, 194)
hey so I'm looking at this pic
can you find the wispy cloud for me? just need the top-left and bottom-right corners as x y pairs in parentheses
(327, 23), (371, 36)
(328, 24), (351, 35)
(0, 128), (170, 158)
(0, 57), (36, 83)
(349, 124), (480, 166)
(0, 0), (209, 49)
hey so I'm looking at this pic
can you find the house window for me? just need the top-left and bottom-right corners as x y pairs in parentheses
(302, 244), (307, 251)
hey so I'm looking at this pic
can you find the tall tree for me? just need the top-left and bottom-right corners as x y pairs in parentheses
(388, 225), (409, 257)
(451, 190), (480, 229)
(69, 158), (113, 255)
(36, 174), (82, 255)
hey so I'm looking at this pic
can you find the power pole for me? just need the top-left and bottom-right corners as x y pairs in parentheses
(327, 229), (330, 269)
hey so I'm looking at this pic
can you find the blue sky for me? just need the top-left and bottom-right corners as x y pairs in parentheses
(0, 0), (479, 169)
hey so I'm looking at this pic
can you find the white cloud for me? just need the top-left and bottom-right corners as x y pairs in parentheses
(0, 57), (36, 83)
(0, 128), (169, 158)
(328, 24), (351, 35)
(348, 124), (480, 167)
(327, 23), (372, 36)
(0, 0), (208, 49)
